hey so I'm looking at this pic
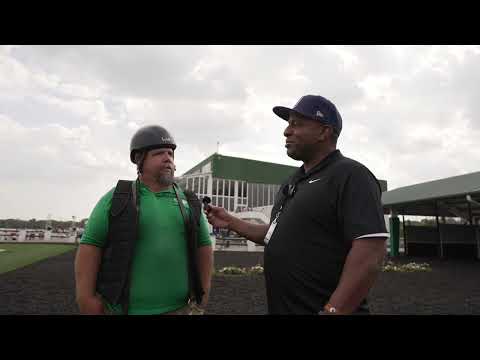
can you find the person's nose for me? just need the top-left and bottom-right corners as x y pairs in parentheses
(284, 124), (293, 138)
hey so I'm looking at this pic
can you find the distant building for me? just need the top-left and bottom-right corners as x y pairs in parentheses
(178, 152), (388, 213)
(177, 153), (299, 213)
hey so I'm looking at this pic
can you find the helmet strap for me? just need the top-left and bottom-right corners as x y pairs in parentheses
(135, 151), (147, 175)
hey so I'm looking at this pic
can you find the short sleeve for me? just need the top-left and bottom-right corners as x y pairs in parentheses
(338, 165), (389, 243)
(80, 188), (115, 248)
(197, 212), (213, 247)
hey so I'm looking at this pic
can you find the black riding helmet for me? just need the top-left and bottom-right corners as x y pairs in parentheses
(130, 125), (177, 163)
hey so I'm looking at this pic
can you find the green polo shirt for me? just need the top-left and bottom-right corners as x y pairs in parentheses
(80, 182), (212, 315)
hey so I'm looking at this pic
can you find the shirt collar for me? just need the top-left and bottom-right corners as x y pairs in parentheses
(292, 150), (343, 184)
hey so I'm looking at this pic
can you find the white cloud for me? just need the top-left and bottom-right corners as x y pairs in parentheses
(324, 45), (360, 71)
(1, 45), (480, 219)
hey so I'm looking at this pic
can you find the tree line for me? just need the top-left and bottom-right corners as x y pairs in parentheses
(0, 218), (88, 230)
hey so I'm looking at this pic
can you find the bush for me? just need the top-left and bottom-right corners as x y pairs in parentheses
(216, 265), (264, 275)
(218, 266), (248, 275)
(249, 265), (264, 274)
(216, 262), (432, 275)
(382, 261), (431, 272)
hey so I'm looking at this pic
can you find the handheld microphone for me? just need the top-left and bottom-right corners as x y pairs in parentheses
(202, 196), (211, 211)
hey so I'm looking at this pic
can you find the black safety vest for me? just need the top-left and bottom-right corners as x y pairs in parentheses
(95, 180), (205, 314)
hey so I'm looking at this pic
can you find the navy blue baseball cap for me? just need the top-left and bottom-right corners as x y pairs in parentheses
(273, 95), (343, 135)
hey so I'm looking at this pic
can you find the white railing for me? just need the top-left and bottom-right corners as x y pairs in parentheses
(0, 228), (81, 244)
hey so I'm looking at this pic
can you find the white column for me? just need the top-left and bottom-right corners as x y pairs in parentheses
(44, 230), (52, 242)
(384, 215), (390, 232)
(18, 230), (26, 242)
(206, 176), (213, 234)
(207, 176), (213, 197)
(234, 180), (239, 213)
(221, 179), (225, 209)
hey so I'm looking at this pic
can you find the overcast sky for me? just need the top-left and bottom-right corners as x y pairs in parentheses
(1, 45), (480, 220)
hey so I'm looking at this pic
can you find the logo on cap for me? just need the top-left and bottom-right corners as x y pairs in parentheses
(316, 110), (324, 118)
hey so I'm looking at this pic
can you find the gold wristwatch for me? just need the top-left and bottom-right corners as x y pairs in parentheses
(324, 303), (340, 314)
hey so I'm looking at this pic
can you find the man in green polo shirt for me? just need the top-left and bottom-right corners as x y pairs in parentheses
(74, 125), (213, 315)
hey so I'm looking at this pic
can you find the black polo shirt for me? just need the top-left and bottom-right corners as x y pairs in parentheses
(264, 150), (388, 314)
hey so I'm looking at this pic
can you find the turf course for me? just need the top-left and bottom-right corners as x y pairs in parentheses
(0, 244), (76, 275)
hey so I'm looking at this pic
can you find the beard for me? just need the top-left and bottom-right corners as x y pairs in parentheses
(154, 170), (174, 186)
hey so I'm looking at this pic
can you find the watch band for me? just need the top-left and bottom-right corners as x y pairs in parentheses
(324, 303), (340, 314)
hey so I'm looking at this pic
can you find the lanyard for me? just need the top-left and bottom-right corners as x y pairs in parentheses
(273, 182), (300, 224)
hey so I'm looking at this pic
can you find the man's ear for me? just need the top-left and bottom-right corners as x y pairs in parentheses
(317, 125), (330, 142)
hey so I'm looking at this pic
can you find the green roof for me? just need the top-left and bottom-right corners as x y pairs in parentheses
(382, 171), (480, 207)
(183, 153), (298, 185)
(184, 153), (388, 189)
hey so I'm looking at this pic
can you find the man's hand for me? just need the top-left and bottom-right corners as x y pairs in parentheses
(77, 295), (105, 315)
(205, 205), (269, 245)
(75, 244), (104, 314)
(205, 205), (233, 229)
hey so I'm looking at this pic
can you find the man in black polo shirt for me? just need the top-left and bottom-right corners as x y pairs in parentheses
(205, 95), (389, 315)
